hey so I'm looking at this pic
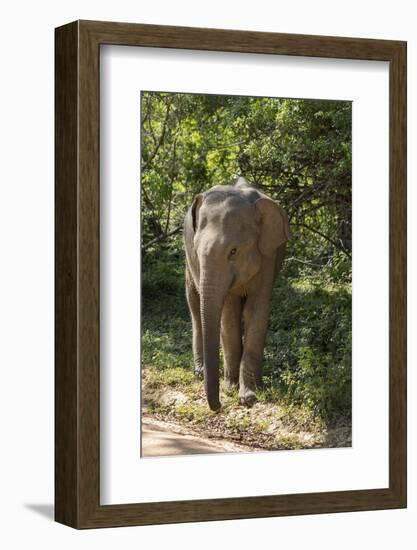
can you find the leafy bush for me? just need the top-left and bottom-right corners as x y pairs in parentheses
(142, 253), (351, 423)
(264, 276), (351, 420)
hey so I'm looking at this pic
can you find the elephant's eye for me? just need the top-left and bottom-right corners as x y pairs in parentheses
(229, 248), (237, 257)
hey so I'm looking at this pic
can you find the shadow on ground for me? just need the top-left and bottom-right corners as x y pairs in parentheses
(24, 503), (54, 521)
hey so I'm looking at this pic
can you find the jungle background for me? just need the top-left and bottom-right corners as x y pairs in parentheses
(141, 91), (352, 453)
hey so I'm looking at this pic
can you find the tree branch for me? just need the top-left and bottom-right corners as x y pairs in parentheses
(142, 97), (173, 172)
(293, 222), (352, 259)
(142, 225), (182, 251)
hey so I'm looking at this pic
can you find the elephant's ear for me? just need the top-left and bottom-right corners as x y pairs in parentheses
(191, 193), (204, 232)
(255, 197), (289, 256)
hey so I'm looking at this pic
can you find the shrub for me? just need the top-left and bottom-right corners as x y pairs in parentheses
(264, 276), (351, 421)
(142, 252), (352, 422)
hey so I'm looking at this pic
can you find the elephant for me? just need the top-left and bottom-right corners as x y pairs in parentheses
(183, 177), (289, 411)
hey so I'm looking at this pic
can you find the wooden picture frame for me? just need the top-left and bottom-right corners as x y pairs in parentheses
(55, 20), (407, 528)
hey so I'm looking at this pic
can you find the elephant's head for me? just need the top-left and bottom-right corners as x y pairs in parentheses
(191, 181), (289, 410)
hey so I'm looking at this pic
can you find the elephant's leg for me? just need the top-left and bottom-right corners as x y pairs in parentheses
(221, 294), (243, 392)
(185, 269), (203, 377)
(239, 291), (272, 406)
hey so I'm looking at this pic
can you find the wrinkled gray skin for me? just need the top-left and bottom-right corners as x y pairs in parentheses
(184, 177), (289, 411)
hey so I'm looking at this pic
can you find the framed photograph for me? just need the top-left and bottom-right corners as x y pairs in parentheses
(55, 20), (406, 528)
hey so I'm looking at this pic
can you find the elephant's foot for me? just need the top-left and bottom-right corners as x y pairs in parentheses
(224, 377), (238, 395)
(194, 363), (204, 379)
(239, 388), (257, 407)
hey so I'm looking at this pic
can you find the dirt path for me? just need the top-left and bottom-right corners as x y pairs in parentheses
(142, 418), (258, 457)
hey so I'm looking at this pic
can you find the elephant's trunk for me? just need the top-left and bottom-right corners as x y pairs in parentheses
(199, 273), (227, 411)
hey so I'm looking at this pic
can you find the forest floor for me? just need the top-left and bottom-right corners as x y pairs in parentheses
(142, 252), (352, 455)
(142, 368), (352, 453)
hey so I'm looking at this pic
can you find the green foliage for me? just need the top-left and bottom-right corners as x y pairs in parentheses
(174, 403), (214, 423)
(141, 255), (191, 373)
(142, 252), (351, 422)
(264, 276), (351, 420)
(141, 92), (352, 279)
(141, 91), (352, 424)
(225, 411), (251, 431)
(144, 365), (195, 388)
